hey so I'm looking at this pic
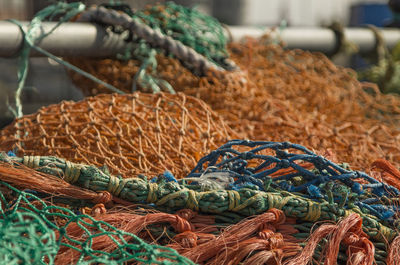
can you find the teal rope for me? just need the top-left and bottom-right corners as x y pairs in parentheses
(8, 2), (125, 118)
(8, 2), (85, 118)
(131, 44), (175, 94)
(1, 154), (396, 244)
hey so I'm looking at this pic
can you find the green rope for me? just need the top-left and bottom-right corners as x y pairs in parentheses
(131, 43), (175, 94)
(1, 154), (396, 244)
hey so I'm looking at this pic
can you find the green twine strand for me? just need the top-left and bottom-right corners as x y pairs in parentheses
(8, 2), (86, 118)
(7, 2), (127, 118)
(0, 180), (194, 265)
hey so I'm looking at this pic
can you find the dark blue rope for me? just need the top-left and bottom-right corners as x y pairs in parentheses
(184, 140), (400, 222)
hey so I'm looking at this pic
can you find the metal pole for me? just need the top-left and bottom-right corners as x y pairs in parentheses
(228, 26), (400, 54)
(1, 21), (400, 57)
(0, 21), (129, 58)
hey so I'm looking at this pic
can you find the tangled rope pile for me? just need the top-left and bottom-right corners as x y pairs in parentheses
(0, 92), (234, 177)
(1, 140), (398, 240)
(1, 139), (400, 264)
(226, 42), (400, 171)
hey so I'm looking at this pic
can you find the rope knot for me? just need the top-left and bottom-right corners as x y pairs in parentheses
(239, 151), (253, 160)
(173, 231), (198, 248)
(227, 190), (240, 211)
(267, 208), (286, 225)
(23, 156), (41, 169)
(176, 209), (197, 220)
(280, 159), (290, 168)
(260, 230), (284, 250)
(185, 190), (199, 211)
(93, 191), (113, 205)
(174, 215), (194, 233)
(92, 203), (107, 217)
(146, 182), (158, 203)
(107, 176), (130, 197)
(64, 161), (83, 183)
(304, 200), (322, 222)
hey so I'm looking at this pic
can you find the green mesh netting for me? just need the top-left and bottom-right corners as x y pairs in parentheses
(0, 181), (193, 265)
(115, 1), (232, 92)
(88, 1), (233, 93)
(135, 2), (229, 67)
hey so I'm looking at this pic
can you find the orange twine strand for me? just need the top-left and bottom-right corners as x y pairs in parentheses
(371, 159), (400, 190)
(181, 208), (285, 263)
(55, 211), (199, 264)
(284, 213), (374, 265)
(0, 162), (113, 205)
(387, 235), (400, 265)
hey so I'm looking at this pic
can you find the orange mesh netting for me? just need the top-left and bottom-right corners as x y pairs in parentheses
(0, 92), (235, 178)
(67, 39), (400, 171)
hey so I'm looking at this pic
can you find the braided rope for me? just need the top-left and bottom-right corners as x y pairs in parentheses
(78, 6), (226, 75)
(1, 153), (395, 243)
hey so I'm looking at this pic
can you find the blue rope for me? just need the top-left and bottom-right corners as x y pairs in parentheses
(184, 140), (400, 222)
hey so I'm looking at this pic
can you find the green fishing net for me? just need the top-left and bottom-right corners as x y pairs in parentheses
(135, 2), (230, 68)
(106, 1), (233, 92)
(0, 181), (193, 265)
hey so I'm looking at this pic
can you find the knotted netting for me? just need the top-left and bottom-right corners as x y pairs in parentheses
(4, 1), (400, 264)
(185, 140), (399, 227)
(0, 92), (235, 177)
(0, 181), (193, 265)
(66, 1), (237, 95)
(134, 1), (231, 69)
(69, 39), (400, 173)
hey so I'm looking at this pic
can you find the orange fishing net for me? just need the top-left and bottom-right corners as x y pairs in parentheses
(0, 92), (235, 177)
(67, 39), (400, 171)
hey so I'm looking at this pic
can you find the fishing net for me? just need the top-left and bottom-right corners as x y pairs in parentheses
(68, 39), (400, 172)
(0, 138), (399, 264)
(67, 2), (236, 95)
(4, 1), (400, 264)
(7, 1), (237, 118)
(226, 41), (400, 170)
(0, 92), (235, 178)
(133, 2), (231, 68)
(0, 179), (193, 265)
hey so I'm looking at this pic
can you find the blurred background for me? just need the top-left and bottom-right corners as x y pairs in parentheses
(0, 0), (396, 128)
(0, 0), (392, 26)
